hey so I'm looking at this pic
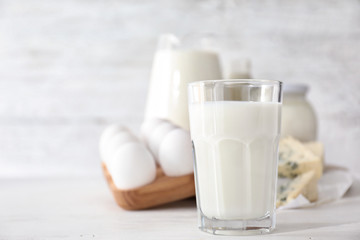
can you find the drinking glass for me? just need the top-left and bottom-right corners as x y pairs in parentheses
(188, 79), (282, 235)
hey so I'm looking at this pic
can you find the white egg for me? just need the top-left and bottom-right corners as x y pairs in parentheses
(148, 121), (177, 159)
(158, 128), (194, 177)
(99, 124), (129, 161)
(140, 118), (165, 141)
(103, 131), (138, 165)
(110, 142), (156, 190)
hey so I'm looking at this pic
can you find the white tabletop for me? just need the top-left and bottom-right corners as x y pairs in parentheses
(1, 175), (360, 239)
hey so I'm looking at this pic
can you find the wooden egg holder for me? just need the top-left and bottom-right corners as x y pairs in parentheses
(102, 162), (195, 210)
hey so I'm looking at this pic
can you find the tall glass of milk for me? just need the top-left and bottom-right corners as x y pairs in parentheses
(188, 79), (282, 235)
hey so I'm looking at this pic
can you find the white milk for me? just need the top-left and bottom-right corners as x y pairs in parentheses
(189, 101), (281, 220)
(145, 50), (222, 130)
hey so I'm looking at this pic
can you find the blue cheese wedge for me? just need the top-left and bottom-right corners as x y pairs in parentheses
(277, 170), (318, 207)
(279, 137), (323, 179)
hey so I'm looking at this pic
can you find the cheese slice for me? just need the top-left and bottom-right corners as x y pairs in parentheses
(278, 137), (323, 179)
(304, 141), (325, 169)
(277, 170), (318, 207)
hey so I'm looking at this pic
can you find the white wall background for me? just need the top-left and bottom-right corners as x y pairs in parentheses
(0, 0), (359, 178)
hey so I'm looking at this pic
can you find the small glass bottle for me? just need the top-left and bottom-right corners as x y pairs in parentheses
(227, 58), (252, 79)
(281, 84), (317, 142)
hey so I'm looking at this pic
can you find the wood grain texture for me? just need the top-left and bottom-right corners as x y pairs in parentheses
(1, 177), (360, 239)
(102, 162), (195, 210)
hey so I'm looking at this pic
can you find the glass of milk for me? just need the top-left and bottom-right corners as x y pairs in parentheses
(188, 79), (282, 235)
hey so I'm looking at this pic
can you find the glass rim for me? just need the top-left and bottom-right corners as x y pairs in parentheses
(188, 79), (282, 87)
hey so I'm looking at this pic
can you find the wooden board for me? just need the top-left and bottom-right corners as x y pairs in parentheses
(101, 162), (195, 210)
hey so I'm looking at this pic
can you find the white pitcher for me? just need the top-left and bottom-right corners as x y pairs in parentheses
(145, 34), (223, 130)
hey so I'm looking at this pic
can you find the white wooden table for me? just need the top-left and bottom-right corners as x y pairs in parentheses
(1, 175), (360, 239)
